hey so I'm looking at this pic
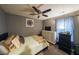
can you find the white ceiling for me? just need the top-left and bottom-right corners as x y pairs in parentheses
(1, 4), (79, 20)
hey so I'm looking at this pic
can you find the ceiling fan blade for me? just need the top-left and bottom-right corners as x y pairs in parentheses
(42, 9), (51, 13)
(32, 6), (40, 13)
(42, 14), (48, 17)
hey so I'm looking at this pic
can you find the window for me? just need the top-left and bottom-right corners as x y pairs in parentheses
(56, 17), (74, 42)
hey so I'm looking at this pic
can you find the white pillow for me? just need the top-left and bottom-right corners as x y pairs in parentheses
(0, 45), (9, 55)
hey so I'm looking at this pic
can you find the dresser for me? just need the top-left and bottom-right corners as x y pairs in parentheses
(42, 30), (56, 44)
(59, 32), (72, 54)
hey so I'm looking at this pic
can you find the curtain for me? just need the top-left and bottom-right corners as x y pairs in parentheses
(56, 17), (74, 42)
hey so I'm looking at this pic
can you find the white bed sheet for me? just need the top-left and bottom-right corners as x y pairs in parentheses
(9, 36), (49, 55)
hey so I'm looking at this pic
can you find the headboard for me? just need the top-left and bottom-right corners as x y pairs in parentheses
(0, 33), (8, 41)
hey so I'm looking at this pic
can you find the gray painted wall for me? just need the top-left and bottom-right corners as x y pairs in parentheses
(6, 14), (43, 36)
(73, 16), (79, 44)
(0, 11), (7, 34)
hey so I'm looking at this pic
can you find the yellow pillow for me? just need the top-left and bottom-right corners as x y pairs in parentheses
(11, 35), (21, 48)
(32, 35), (44, 43)
(4, 35), (15, 45)
(3, 35), (21, 52)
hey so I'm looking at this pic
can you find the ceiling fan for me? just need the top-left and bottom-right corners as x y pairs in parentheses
(30, 6), (52, 18)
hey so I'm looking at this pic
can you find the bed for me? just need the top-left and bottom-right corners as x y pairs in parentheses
(7, 35), (49, 55)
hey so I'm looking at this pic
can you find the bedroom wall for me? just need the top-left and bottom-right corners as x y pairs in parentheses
(43, 19), (55, 31)
(43, 19), (56, 43)
(73, 15), (79, 44)
(0, 10), (7, 34)
(6, 13), (43, 36)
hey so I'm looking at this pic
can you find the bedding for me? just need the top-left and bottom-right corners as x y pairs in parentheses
(32, 35), (44, 43)
(3, 35), (21, 52)
(0, 35), (22, 52)
(0, 35), (49, 55)
(0, 41), (9, 55)
(0, 45), (9, 55)
(9, 35), (49, 55)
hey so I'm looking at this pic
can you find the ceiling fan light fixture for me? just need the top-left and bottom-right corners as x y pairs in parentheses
(29, 6), (52, 19)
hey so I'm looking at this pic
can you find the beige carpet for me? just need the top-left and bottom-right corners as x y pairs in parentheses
(38, 44), (67, 55)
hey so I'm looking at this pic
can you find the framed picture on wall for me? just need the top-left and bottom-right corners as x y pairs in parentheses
(26, 19), (34, 27)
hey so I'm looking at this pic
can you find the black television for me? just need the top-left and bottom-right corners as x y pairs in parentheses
(45, 26), (51, 31)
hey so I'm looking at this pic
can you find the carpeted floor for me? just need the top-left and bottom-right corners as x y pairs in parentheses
(38, 44), (68, 55)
